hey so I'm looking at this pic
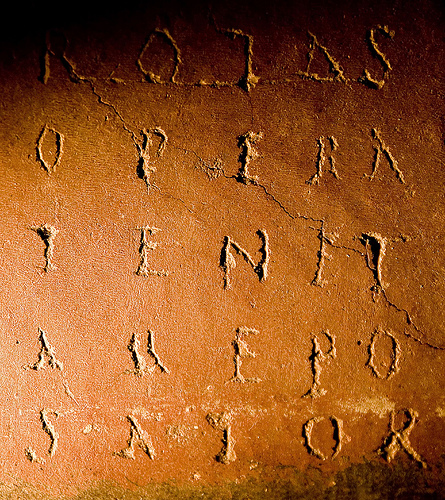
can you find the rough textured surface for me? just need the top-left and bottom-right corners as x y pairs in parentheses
(0, 0), (444, 497)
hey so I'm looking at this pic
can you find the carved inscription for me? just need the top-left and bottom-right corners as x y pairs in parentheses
(31, 224), (58, 273)
(206, 412), (236, 464)
(307, 136), (340, 185)
(220, 230), (269, 289)
(16, 407), (433, 468)
(40, 409), (59, 457)
(2, 12), (442, 483)
(24, 447), (41, 463)
(360, 232), (387, 292)
(227, 327), (261, 383)
(223, 29), (259, 91)
(366, 327), (401, 379)
(298, 32), (347, 84)
(236, 131), (263, 185)
(126, 330), (169, 376)
(36, 124), (64, 175)
(311, 225), (338, 287)
(26, 409), (59, 463)
(136, 127), (168, 193)
(366, 128), (405, 183)
(303, 331), (336, 398)
(137, 28), (182, 84)
(36, 26), (398, 91)
(136, 226), (168, 277)
(40, 30), (81, 84)
(303, 415), (345, 460)
(115, 415), (155, 460)
(24, 328), (63, 371)
(359, 25), (395, 89)
(379, 409), (426, 468)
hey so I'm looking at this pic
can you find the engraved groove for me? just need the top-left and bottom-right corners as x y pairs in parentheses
(36, 124), (64, 175)
(236, 131), (263, 185)
(311, 224), (339, 287)
(307, 136), (340, 186)
(135, 127), (168, 193)
(366, 327), (401, 379)
(41, 409), (59, 457)
(227, 327), (261, 384)
(206, 412), (236, 464)
(303, 331), (336, 398)
(31, 224), (58, 273)
(358, 25), (395, 89)
(24, 328), (63, 371)
(379, 408), (427, 468)
(40, 30), (83, 85)
(137, 28), (182, 84)
(360, 232), (387, 292)
(303, 415), (345, 460)
(24, 447), (42, 463)
(220, 230), (269, 289)
(126, 330), (170, 376)
(365, 128), (405, 184)
(297, 32), (348, 84)
(136, 226), (168, 277)
(223, 29), (259, 92)
(115, 415), (155, 460)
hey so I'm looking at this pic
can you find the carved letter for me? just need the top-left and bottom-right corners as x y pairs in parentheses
(380, 409), (426, 468)
(220, 230), (269, 289)
(137, 28), (182, 84)
(136, 226), (168, 277)
(359, 25), (395, 89)
(306, 136), (340, 185)
(41, 409), (59, 457)
(297, 32), (347, 84)
(31, 224), (58, 273)
(136, 127), (168, 193)
(39, 30), (82, 84)
(126, 330), (169, 376)
(303, 330), (336, 398)
(365, 128), (405, 184)
(36, 124), (64, 175)
(115, 415), (155, 460)
(360, 232), (387, 292)
(236, 131), (263, 185)
(227, 327), (261, 383)
(26, 409), (59, 463)
(223, 29), (259, 91)
(366, 327), (401, 379)
(311, 225), (339, 287)
(206, 412), (236, 464)
(303, 415), (345, 460)
(24, 328), (63, 371)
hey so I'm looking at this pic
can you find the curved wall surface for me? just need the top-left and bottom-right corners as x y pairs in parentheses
(0, 0), (444, 497)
